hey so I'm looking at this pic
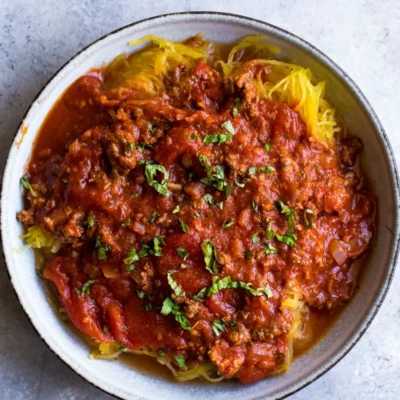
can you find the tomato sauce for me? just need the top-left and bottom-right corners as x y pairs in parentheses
(18, 55), (375, 383)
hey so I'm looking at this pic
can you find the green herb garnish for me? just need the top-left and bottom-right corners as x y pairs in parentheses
(222, 220), (234, 229)
(204, 133), (232, 144)
(161, 297), (191, 330)
(145, 163), (170, 197)
(265, 243), (278, 254)
(95, 236), (110, 260)
(264, 143), (271, 152)
(212, 319), (225, 336)
(179, 219), (189, 233)
(252, 233), (259, 244)
(148, 210), (159, 223)
(258, 166), (276, 173)
(121, 218), (131, 228)
(304, 209), (315, 228)
(201, 240), (218, 274)
(20, 176), (36, 197)
(176, 247), (189, 260)
(167, 270), (186, 297)
(203, 193), (214, 205)
(175, 355), (186, 368)
(222, 120), (235, 135)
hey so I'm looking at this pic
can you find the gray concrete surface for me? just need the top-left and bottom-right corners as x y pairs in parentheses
(1, 0), (399, 399)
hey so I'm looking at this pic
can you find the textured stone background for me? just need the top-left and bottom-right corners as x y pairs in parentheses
(1, 0), (399, 399)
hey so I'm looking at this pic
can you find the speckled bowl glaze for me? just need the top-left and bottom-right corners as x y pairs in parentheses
(1, 12), (399, 400)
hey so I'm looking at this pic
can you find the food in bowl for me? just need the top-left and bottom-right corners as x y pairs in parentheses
(17, 34), (375, 384)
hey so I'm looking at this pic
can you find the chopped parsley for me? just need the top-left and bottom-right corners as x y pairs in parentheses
(161, 297), (191, 330)
(201, 240), (218, 274)
(212, 319), (225, 336)
(145, 163), (170, 197)
(20, 176), (36, 197)
(167, 270), (186, 297)
(176, 247), (189, 260)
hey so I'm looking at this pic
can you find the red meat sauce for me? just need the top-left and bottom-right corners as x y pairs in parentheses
(18, 60), (375, 383)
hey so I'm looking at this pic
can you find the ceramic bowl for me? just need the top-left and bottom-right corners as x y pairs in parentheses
(2, 12), (399, 400)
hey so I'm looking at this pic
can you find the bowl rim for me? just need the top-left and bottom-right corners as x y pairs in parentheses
(1, 11), (399, 400)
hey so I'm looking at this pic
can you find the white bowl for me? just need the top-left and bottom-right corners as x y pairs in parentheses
(2, 12), (399, 400)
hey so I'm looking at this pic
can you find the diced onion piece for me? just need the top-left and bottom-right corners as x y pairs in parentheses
(328, 239), (347, 265)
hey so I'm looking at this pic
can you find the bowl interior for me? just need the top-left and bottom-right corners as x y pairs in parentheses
(2, 13), (398, 400)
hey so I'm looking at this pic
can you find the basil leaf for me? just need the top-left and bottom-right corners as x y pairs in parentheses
(95, 236), (110, 260)
(148, 210), (159, 223)
(142, 303), (153, 312)
(85, 212), (96, 228)
(161, 297), (174, 315)
(258, 166), (276, 173)
(264, 143), (271, 152)
(212, 319), (225, 337)
(199, 154), (212, 175)
(265, 243), (277, 254)
(137, 290), (146, 299)
(176, 247), (189, 260)
(123, 248), (139, 264)
(222, 220), (234, 229)
(248, 167), (257, 175)
(157, 349), (166, 357)
(126, 265), (135, 272)
(121, 218), (131, 228)
(244, 250), (254, 260)
(172, 205), (180, 214)
(252, 233), (259, 244)
(232, 107), (238, 118)
(161, 297), (191, 330)
(145, 163), (170, 197)
(81, 279), (96, 296)
(275, 200), (295, 235)
(264, 284), (273, 298)
(304, 209), (315, 228)
(179, 219), (189, 233)
(203, 193), (214, 205)
(235, 180), (245, 188)
(231, 281), (263, 296)
(167, 270), (186, 297)
(252, 200), (259, 212)
(175, 355), (186, 368)
(20, 176), (36, 197)
(276, 232), (297, 247)
(152, 236), (165, 256)
(201, 240), (218, 274)
(222, 120), (235, 135)
(234, 98), (243, 107)
(102, 325), (109, 334)
(204, 133), (232, 144)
